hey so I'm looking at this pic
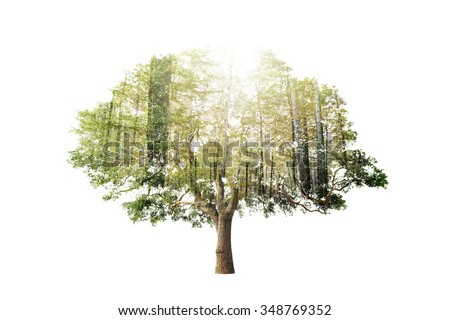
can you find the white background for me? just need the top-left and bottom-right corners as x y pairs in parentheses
(1, 1), (449, 319)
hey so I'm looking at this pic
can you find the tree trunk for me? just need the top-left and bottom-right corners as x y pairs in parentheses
(289, 78), (310, 192)
(289, 94), (297, 187)
(315, 83), (328, 196)
(147, 55), (172, 168)
(300, 117), (311, 193)
(215, 215), (235, 274)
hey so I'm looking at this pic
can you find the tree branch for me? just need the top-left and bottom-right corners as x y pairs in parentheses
(284, 194), (325, 214)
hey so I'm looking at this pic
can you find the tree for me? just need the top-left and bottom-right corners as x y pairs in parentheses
(69, 48), (388, 274)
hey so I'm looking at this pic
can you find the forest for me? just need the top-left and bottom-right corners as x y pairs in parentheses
(69, 48), (388, 273)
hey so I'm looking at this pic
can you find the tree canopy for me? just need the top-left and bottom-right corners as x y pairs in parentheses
(69, 47), (388, 273)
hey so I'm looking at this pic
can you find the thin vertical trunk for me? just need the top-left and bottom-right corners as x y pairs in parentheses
(120, 96), (140, 167)
(300, 108), (311, 193)
(254, 168), (259, 194)
(103, 101), (114, 148)
(269, 154), (274, 197)
(245, 154), (249, 198)
(286, 77), (297, 188)
(102, 101), (115, 165)
(115, 110), (122, 165)
(289, 101), (297, 187)
(315, 83), (328, 195)
(187, 133), (198, 194)
(258, 109), (265, 196)
(213, 158), (217, 181)
(210, 158), (213, 181)
(132, 93), (139, 144)
(221, 56), (233, 179)
(194, 157), (198, 193)
(147, 55), (172, 168)
(325, 128), (332, 172)
(290, 78), (309, 193)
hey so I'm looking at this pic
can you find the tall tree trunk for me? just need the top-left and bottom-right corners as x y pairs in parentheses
(221, 55), (233, 178)
(289, 78), (309, 193)
(215, 213), (235, 274)
(315, 83), (328, 196)
(289, 96), (297, 187)
(147, 55), (173, 168)
(102, 101), (115, 165)
(103, 101), (114, 149)
(253, 84), (266, 196)
(257, 98), (265, 196)
(269, 154), (274, 197)
(116, 110), (123, 165)
(300, 108), (311, 193)
(214, 52), (236, 274)
(245, 161), (249, 197)
(325, 127), (332, 173)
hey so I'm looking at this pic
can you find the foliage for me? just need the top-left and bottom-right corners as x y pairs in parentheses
(69, 48), (388, 226)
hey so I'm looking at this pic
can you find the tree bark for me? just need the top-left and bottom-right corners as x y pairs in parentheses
(288, 93), (297, 187)
(300, 115), (311, 193)
(214, 50), (237, 275)
(290, 78), (310, 192)
(215, 214), (235, 274)
(315, 83), (328, 195)
(147, 55), (172, 168)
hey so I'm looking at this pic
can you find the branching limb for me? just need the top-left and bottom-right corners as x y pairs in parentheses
(284, 194), (325, 214)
